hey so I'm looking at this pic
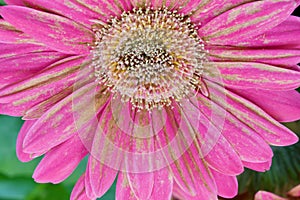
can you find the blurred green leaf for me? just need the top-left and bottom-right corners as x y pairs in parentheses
(0, 115), (40, 177)
(0, 175), (36, 200)
(0, 0), (5, 5)
(25, 184), (70, 200)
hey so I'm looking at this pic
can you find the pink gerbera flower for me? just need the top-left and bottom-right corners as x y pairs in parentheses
(0, 0), (300, 199)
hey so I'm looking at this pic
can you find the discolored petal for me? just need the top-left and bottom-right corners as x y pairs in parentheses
(33, 135), (88, 184)
(187, 0), (254, 25)
(220, 119), (273, 163)
(203, 62), (300, 90)
(0, 20), (34, 44)
(16, 120), (40, 162)
(172, 181), (213, 200)
(146, 0), (179, 9)
(149, 168), (173, 200)
(0, 56), (88, 116)
(204, 134), (244, 176)
(23, 86), (74, 119)
(255, 191), (287, 200)
(196, 94), (274, 163)
(84, 161), (97, 199)
(0, 43), (51, 59)
(0, 6), (93, 54)
(0, 51), (65, 73)
(211, 169), (238, 198)
(170, 143), (217, 199)
(127, 172), (154, 200)
(208, 46), (300, 69)
(86, 156), (118, 198)
(199, 0), (298, 45)
(66, 0), (125, 19)
(21, 0), (111, 27)
(22, 82), (97, 154)
(116, 172), (138, 200)
(232, 89), (300, 123)
(71, 174), (94, 200)
(288, 185), (300, 197)
(0, 52), (66, 96)
(4, 0), (24, 5)
(242, 161), (272, 172)
(206, 80), (299, 146)
(237, 16), (300, 48)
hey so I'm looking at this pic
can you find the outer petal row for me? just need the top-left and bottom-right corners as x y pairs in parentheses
(199, 0), (298, 45)
(0, 6), (93, 54)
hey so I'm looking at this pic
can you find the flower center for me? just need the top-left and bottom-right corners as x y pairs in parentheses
(91, 7), (206, 111)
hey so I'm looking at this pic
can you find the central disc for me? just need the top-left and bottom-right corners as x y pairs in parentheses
(92, 7), (206, 110)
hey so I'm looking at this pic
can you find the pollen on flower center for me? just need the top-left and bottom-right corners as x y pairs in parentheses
(91, 7), (207, 111)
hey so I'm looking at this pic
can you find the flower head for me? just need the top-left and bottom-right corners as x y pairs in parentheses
(0, 0), (300, 200)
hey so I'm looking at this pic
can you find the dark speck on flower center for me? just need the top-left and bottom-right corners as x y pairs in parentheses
(91, 7), (207, 111)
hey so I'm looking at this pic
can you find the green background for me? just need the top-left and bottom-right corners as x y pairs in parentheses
(0, 0), (299, 199)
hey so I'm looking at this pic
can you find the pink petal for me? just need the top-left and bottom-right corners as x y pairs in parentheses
(242, 160), (272, 172)
(0, 52), (66, 91)
(33, 135), (87, 184)
(0, 20), (33, 44)
(22, 0), (111, 27)
(198, 0), (298, 45)
(116, 172), (138, 200)
(71, 174), (94, 200)
(149, 0), (180, 10)
(237, 16), (300, 48)
(211, 169), (238, 198)
(176, 0), (202, 15)
(16, 120), (39, 162)
(187, 0), (253, 25)
(149, 168), (173, 200)
(206, 80), (299, 146)
(84, 162), (97, 200)
(86, 156), (118, 198)
(172, 181), (189, 200)
(208, 46), (300, 69)
(203, 62), (300, 90)
(4, 0), (24, 5)
(255, 191), (287, 200)
(232, 89), (300, 123)
(23, 86), (74, 119)
(0, 43), (50, 59)
(0, 6), (93, 54)
(204, 134), (244, 176)
(22, 82), (97, 154)
(170, 144), (217, 199)
(73, 0), (125, 17)
(288, 185), (300, 197)
(0, 51), (64, 73)
(24, 64), (95, 120)
(86, 97), (173, 173)
(196, 93), (274, 163)
(127, 172), (154, 200)
(172, 181), (213, 200)
(220, 119), (273, 163)
(0, 56), (87, 116)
